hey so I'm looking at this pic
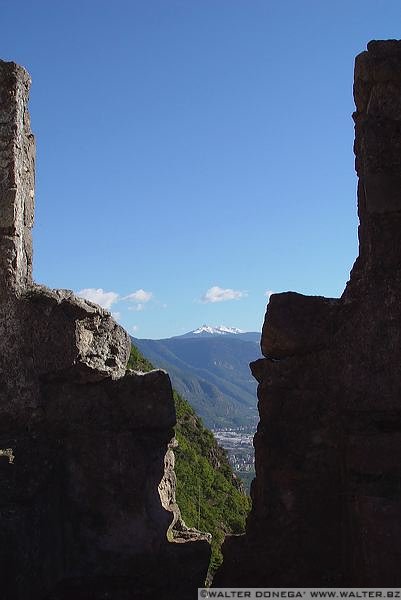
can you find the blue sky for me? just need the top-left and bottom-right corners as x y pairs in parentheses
(1, 1), (400, 338)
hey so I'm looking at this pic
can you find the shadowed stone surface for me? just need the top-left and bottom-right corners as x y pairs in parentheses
(214, 40), (401, 587)
(0, 60), (210, 600)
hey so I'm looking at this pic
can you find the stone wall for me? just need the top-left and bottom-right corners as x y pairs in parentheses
(215, 40), (401, 587)
(0, 60), (210, 600)
(0, 61), (34, 293)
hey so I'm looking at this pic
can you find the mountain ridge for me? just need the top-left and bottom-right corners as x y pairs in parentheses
(132, 326), (261, 428)
(174, 324), (259, 339)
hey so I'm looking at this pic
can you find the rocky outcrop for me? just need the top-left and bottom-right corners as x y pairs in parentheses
(158, 437), (212, 544)
(215, 40), (401, 587)
(0, 60), (210, 599)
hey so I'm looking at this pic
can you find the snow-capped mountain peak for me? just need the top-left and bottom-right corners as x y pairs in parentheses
(192, 324), (244, 336)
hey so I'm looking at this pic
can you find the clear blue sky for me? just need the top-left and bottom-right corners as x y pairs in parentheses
(1, 1), (400, 338)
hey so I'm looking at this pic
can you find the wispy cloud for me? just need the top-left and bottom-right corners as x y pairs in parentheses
(124, 289), (153, 303)
(201, 286), (247, 304)
(111, 311), (121, 321)
(77, 288), (119, 309)
(131, 325), (139, 334)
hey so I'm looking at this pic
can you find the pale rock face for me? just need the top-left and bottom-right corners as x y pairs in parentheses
(0, 61), (34, 293)
(23, 284), (131, 381)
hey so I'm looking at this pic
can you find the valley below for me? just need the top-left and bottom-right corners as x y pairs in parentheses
(133, 325), (261, 490)
(212, 426), (256, 491)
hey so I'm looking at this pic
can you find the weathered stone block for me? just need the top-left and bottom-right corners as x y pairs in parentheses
(261, 292), (339, 359)
(0, 60), (34, 292)
(19, 285), (130, 381)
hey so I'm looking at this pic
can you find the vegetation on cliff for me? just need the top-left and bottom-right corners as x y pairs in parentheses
(127, 344), (251, 574)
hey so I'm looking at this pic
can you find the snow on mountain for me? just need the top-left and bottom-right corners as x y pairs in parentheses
(162, 325), (260, 341)
(192, 324), (244, 336)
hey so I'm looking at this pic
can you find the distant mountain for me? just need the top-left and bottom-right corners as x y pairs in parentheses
(132, 325), (261, 429)
(176, 325), (261, 343)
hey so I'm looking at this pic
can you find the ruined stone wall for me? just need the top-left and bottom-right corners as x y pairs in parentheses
(0, 60), (210, 600)
(215, 40), (401, 587)
(0, 61), (34, 293)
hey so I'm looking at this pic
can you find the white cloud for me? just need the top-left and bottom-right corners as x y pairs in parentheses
(111, 311), (121, 321)
(131, 325), (139, 334)
(77, 288), (119, 309)
(124, 289), (153, 303)
(201, 286), (247, 304)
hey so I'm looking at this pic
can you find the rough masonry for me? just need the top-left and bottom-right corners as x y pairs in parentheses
(215, 40), (401, 587)
(0, 60), (210, 600)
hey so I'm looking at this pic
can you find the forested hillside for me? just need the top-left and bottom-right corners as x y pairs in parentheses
(132, 334), (260, 428)
(127, 345), (251, 574)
